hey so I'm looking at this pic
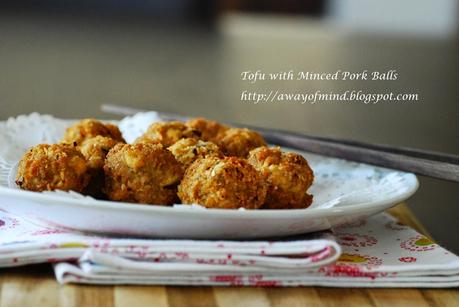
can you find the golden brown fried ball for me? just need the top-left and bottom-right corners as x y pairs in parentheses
(79, 136), (122, 170)
(78, 135), (121, 198)
(62, 119), (124, 145)
(105, 124), (124, 141)
(135, 121), (199, 147)
(248, 146), (314, 209)
(168, 138), (222, 170)
(16, 143), (90, 192)
(218, 128), (267, 158)
(79, 136), (123, 198)
(104, 143), (183, 205)
(185, 118), (229, 142)
(178, 156), (267, 209)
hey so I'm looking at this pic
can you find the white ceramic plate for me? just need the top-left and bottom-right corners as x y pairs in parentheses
(0, 113), (419, 239)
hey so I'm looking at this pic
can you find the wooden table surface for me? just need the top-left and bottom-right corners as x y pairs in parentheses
(0, 203), (457, 307)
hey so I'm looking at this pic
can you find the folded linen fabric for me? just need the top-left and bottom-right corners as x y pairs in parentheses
(54, 214), (459, 287)
(0, 210), (340, 272)
(1, 209), (458, 287)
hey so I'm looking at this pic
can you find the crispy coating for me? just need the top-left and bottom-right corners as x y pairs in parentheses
(62, 119), (124, 145)
(16, 143), (90, 192)
(135, 121), (199, 147)
(133, 135), (161, 146)
(79, 136), (122, 170)
(105, 124), (124, 141)
(248, 146), (314, 209)
(79, 136), (123, 198)
(168, 138), (222, 170)
(185, 118), (229, 142)
(178, 156), (267, 209)
(218, 128), (267, 158)
(104, 143), (183, 205)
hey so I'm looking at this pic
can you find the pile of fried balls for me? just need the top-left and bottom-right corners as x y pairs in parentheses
(16, 118), (314, 209)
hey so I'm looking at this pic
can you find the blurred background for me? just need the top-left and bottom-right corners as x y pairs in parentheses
(0, 1), (458, 251)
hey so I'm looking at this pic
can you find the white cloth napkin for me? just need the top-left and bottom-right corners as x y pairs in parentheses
(0, 210), (340, 272)
(53, 213), (459, 287)
(1, 209), (458, 287)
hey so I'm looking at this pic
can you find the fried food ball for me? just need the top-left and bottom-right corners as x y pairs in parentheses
(79, 136), (122, 170)
(248, 146), (314, 209)
(104, 143), (183, 205)
(78, 136), (123, 198)
(62, 119), (125, 145)
(16, 143), (90, 192)
(185, 118), (229, 142)
(178, 156), (267, 209)
(135, 121), (199, 147)
(217, 128), (267, 158)
(105, 123), (124, 141)
(168, 138), (222, 170)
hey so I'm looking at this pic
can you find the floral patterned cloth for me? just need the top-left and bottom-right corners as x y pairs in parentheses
(1, 210), (458, 287)
(54, 214), (459, 287)
(0, 210), (340, 271)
